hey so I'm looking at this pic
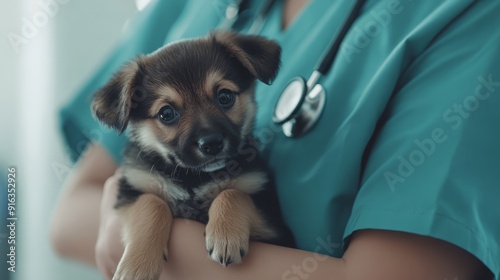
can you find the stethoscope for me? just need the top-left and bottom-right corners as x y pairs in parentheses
(219, 0), (367, 138)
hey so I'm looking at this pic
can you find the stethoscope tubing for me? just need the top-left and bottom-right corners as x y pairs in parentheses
(274, 0), (368, 137)
(217, 0), (368, 138)
(314, 0), (367, 75)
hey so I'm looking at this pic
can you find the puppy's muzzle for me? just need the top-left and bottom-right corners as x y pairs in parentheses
(198, 134), (224, 156)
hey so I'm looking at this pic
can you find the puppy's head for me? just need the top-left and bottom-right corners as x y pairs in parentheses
(92, 31), (281, 172)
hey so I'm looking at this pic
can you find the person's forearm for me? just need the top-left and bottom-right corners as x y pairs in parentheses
(50, 144), (118, 266)
(159, 220), (490, 280)
(160, 220), (343, 280)
(50, 182), (103, 266)
(54, 147), (488, 280)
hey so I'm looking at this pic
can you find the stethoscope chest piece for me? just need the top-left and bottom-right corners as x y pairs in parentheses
(273, 76), (326, 138)
(271, 0), (366, 138)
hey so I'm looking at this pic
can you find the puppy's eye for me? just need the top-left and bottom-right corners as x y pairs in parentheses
(158, 106), (179, 125)
(216, 89), (236, 108)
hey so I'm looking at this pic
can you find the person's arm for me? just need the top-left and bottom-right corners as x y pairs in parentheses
(50, 143), (118, 267)
(52, 143), (491, 280)
(97, 164), (490, 280)
(95, 173), (490, 280)
(158, 221), (490, 280)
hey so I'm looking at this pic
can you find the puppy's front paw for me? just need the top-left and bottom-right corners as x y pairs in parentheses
(205, 221), (250, 267)
(113, 251), (163, 280)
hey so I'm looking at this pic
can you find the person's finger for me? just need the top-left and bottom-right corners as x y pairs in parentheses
(99, 175), (120, 225)
(96, 214), (124, 279)
(95, 236), (114, 280)
(96, 173), (124, 279)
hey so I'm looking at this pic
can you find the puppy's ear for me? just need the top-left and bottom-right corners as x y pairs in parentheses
(91, 58), (144, 134)
(212, 31), (281, 85)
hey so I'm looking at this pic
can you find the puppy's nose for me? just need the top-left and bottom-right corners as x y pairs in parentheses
(198, 134), (224, 156)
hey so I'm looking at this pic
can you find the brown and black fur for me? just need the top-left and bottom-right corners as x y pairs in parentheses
(92, 31), (294, 280)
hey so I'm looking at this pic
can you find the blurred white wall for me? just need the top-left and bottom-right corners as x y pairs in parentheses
(0, 0), (136, 279)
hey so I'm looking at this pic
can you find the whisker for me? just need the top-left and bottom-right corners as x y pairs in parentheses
(171, 163), (180, 179)
(150, 158), (162, 174)
(136, 149), (143, 161)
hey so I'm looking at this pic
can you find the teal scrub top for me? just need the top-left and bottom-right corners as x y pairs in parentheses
(60, 0), (500, 277)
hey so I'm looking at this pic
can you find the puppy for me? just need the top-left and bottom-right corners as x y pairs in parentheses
(91, 31), (294, 280)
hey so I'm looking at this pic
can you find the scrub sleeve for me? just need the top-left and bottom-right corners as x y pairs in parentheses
(253, 1), (500, 277)
(58, 0), (500, 278)
(341, 1), (500, 276)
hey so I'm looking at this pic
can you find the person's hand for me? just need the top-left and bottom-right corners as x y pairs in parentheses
(95, 170), (125, 280)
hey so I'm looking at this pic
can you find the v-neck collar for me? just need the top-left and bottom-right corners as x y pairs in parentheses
(262, 0), (316, 39)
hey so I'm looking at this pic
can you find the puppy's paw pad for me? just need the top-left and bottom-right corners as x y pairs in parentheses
(205, 224), (249, 267)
